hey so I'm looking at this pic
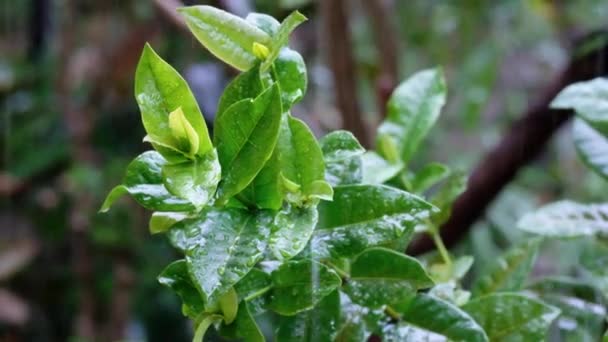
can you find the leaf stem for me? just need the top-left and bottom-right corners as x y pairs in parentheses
(244, 285), (272, 302)
(431, 231), (452, 266)
(384, 305), (401, 321)
(324, 261), (350, 280)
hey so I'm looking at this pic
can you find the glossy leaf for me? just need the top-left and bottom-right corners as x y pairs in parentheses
(219, 301), (265, 342)
(149, 211), (189, 234)
(361, 151), (403, 184)
(335, 293), (385, 342)
(214, 85), (282, 203)
(410, 162), (450, 194)
(377, 67), (446, 164)
(573, 118), (608, 180)
(101, 151), (195, 212)
(179, 6), (271, 71)
(217, 65), (265, 118)
(135, 44), (212, 158)
(312, 184), (436, 259)
(260, 11), (307, 71)
(268, 260), (341, 315)
(344, 248), (433, 309)
(277, 115), (329, 202)
(551, 77), (608, 133)
(320, 130), (365, 186)
(239, 147), (283, 210)
(246, 13), (280, 36)
(162, 149), (221, 209)
(269, 205), (318, 260)
(274, 48), (307, 108)
(219, 287), (238, 324)
(158, 260), (205, 318)
(517, 200), (608, 237)
(430, 170), (467, 226)
(462, 293), (560, 341)
(473, 238), (541, 296)
(275, 290), (340, 342)
(396, 294), (488, 342)
(168, 208), (271, 303)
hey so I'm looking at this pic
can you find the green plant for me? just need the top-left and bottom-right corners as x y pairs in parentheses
(101, 5), (576, 341)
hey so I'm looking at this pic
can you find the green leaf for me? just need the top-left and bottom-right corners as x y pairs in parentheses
(246, 13), (280, 36)
(168, 107), (200, 156)
(235, 268), (271, 301)
(269, 205), (318, 260)
(462, 293), (560, 341)
(274, 48), (307, 108)
(473, 238), (541, 296)
(214, 85), (282, 203)
(394, 294), (489, 342)
(158, 260), (205, 319)
(528, 276), (604, 304)
(410, 162), (450, 194)
(219, 287), (238, 324)
(219, 301), (265, 342)
(179, 6), (271, 71)
(573, 118), (608, 180)
(260, 11), (307, 71)
(604, 329), (608, 342)
(551, 77), (608, 133)
(135, 44), (212, 158)
(168, 208), (271, 303)
(268, 259), (341, 315)
(277, 115), (328, 202)
(320, 131), (365, 186)
(377, 67), (447, 164)
(149, 211), (189, 234)
(335, 293), (385, 342)
(101, 151), (195, 212)
(430, 170), (466, 226)
(580, 240), (608, 297)
(361, 151), (403, 184)
(99, 185), (128, 213)
(239, 147), (283, 210)
(517, 200), (608, 237)
(344, 248), (433, 309)
(162, 149), (221, 209)
(312, 184), (436, 259)
(217, 65), (265, 119)
(193, 313), (223, 342)
(276, 290), (340, 342)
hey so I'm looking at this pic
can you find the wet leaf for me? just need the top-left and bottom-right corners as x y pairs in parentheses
(101, 151), (195, 212)
(267, 259), (341, 315)
(473, 238), (541, 296)
(344, 248), (433, 309)
(274, 48), (307, 108)
(246, 12), (280, 36)
(260, 11), (307, 71)
(320, 131), (365, 186)
(276, 290), (340, 341)
(312, 185), (436, 259)
(551, 77), (608, 133)
(149, 211), (189, 234)
(158, 260), (205, 318)
(214, 85), (282, 203)
(135, 44), (212, 159)
(217, 65), (265, 118)
(462, 293), (560, 341)
(269, 205), (318, 260)
(377, 67), (446, 164)
(517, 200), (608, 237)
(162, 149), (221, 209)
(168, 208), (271, 304)
(572, 118), (608, 180)
(219, 301), (265, 342)
(410, 162), (450, 194)
(361, 151), (403, 184)
(179, 6), (271, 71)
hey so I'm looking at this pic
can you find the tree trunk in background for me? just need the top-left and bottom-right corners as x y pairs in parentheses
(321, 0), (370, 146)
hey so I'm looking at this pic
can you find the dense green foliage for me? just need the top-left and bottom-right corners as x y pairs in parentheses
(100, 5), (608, 341)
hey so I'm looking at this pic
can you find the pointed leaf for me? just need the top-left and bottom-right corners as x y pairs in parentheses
(274, 48), (307, 108)
(320, 131), (365, 186)
(214, 85), (282, 203)
(361, 151), (403, 184)
(312, 184), (436, 259)
(158, 260), (205, 318)
(168, 208), (271, 303)
(260, 11), (307, 71)
(395, 294), (488, 342)
(246, 13), (280, 36)
(473, 238), (541, 296)
(517, 200), (608, 237)
(462, 293), (560, 341)
(217, 65), (265, 118)
(276, 290), (340, 342)
(135, 44), (212, 158)
(551, 77), (608, 133)
(179, 6), (271, 71)
(573, 118), (608, 180)
(162, 149), (221, 209)
(149, 211), (189, 234)
(239, 147), (283, 210)
(269, 205), (318, 260)
(168, 107), (200, 156)
(410, 162), (450, 194)
(344, 248), (433, 309)
(268, 260), (341, 315)
(100, 185), (128, 213)
(377, 67), (446, 164)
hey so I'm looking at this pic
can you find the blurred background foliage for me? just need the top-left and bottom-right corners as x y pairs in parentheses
(1, 0), (608, 341)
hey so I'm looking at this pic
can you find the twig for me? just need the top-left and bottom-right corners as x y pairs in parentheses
(408, 31), (608, 255)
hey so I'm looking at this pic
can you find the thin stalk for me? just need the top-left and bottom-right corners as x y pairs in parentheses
(431, 231), (452, 267)
(243, 285), (272, 302)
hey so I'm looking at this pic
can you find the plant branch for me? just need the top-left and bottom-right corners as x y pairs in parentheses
(408, 30), (608, 255)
